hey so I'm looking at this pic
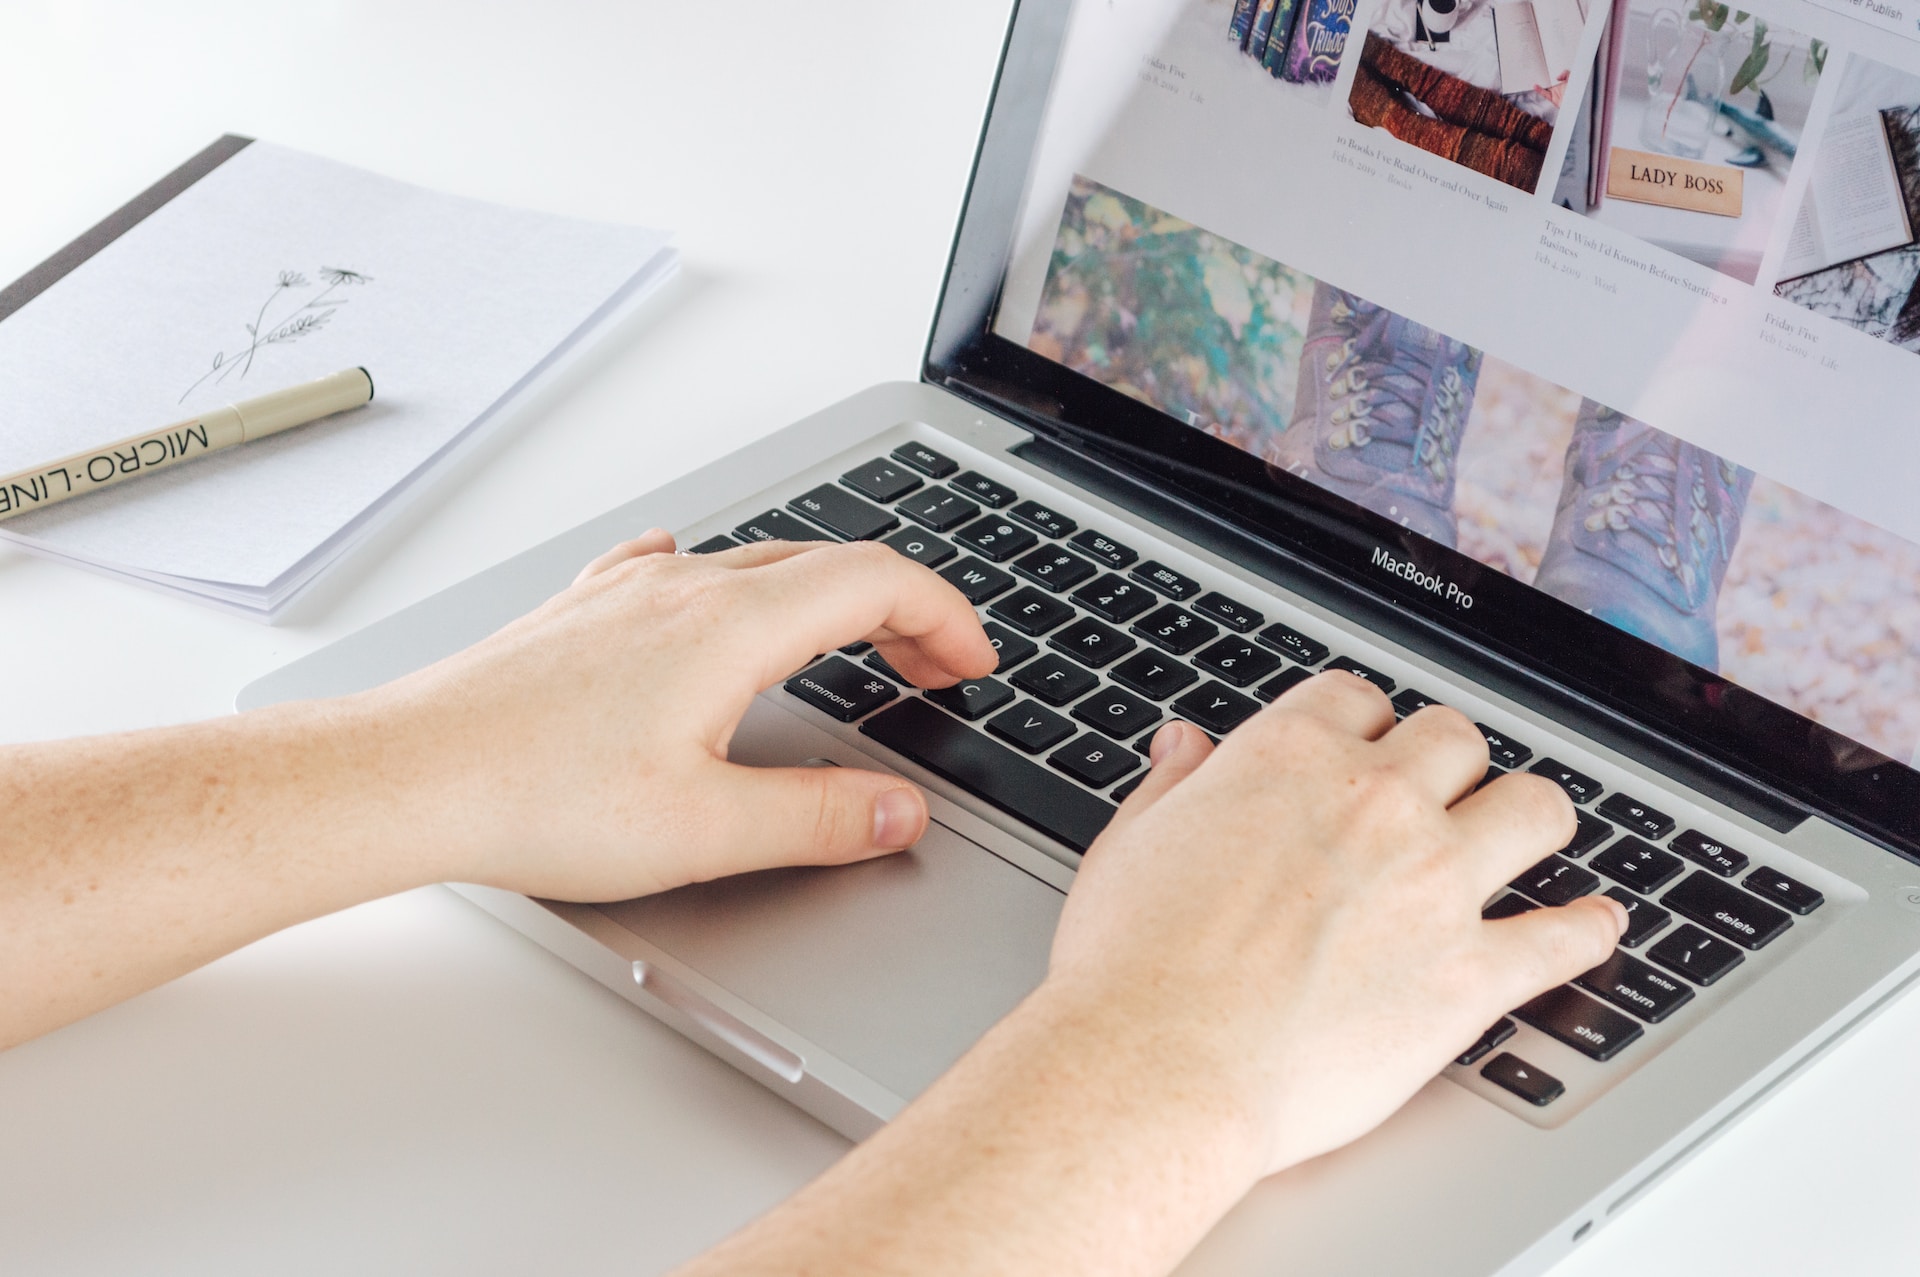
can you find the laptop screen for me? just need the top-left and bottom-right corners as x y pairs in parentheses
(930, 0), (1920, 855)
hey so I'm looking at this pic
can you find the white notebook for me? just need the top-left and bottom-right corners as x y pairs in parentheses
(0, 136), (676, 619)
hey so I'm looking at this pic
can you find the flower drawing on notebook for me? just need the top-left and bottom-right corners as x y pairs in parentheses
(178, 266), (374, 403)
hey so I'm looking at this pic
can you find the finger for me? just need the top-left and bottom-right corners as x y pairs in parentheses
(1446, 771), (1578, 895)
(1479, 895), (1628, 1012)
(732, 541), (996, 689)
(1375, 705), (1489, 805)
(684, 761), (930, 881)
(1091, 721), (1215, 846)
(574, 528), (676, 583)
(699, 538), (836, 570)
(1262, 669), (1396, 741)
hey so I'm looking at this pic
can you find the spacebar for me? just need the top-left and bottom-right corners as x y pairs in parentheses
(860, 698), (1116, 853)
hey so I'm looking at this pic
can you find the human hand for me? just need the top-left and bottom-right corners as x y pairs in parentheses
(1044, 673), (1627, 1181)
(357, 532), (996, 901)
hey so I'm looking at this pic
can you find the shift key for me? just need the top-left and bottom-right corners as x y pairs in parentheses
(1514, 984), (1644, 1061)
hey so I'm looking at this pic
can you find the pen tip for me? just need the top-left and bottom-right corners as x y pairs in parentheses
(357, 366), (375, 400)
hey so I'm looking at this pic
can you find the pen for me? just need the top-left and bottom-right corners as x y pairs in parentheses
(0, 367), (375, 522)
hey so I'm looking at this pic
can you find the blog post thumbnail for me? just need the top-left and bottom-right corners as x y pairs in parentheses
(1227, 0), (1357, 95)
(1556, 0), (1823, 284)
(1773, 57), (1920, 350)
(1346, 0), (1593, 190)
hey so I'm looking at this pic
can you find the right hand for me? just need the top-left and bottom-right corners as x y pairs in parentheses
(1045, 672), (1626, 1179)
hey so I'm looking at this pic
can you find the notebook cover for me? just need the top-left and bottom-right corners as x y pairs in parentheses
(0, 135), (253, 325)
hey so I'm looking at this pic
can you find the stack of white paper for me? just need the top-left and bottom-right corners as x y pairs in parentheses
(0, 140), (676, 619)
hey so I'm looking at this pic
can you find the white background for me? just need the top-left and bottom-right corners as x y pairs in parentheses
(1, 3), (1917, 1274)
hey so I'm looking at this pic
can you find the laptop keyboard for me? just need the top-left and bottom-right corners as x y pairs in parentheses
(692, 434), (1836, 1123)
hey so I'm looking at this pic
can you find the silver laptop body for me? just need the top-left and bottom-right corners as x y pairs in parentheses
(239, 4), (1920, 1273)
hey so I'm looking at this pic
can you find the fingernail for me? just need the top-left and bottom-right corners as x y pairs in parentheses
(1148, 721), (1185, 766)
(1602, 896), (1630, 934)
(873, 787), (924, 850)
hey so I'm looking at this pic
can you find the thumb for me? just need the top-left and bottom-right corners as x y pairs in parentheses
(1093, 720), (1215, 845)
(688, 760), (930, 881)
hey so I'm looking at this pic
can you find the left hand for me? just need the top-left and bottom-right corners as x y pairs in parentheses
(350, 532), (997, 901)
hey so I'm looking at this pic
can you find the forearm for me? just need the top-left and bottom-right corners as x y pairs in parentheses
(0, 694), (451, 1048)
(676, 980), (1265, 1277)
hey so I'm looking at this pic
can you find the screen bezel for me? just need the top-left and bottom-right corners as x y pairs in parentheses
(922, 0), (1920, 862)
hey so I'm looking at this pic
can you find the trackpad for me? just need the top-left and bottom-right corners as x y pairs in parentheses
(595, 821), (1064, 1100)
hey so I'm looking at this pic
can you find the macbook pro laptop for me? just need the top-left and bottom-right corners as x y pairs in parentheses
(239, 3), (1920, 1273)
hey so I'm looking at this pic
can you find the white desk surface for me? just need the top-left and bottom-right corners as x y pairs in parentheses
(2, 5), (1916, 1274)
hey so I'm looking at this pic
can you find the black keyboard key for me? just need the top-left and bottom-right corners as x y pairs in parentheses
(1254, 666), (1313, 702)
(1478, 765), (1503, 793)
(1191, 591), (1264, 632)
(1576, 950), (1694, 1024)
(789, 483), (897, 540)
(1069, 528), (1138, 569)
(735, 508), (835, 544)
(864, 650), (905, 681)
(1112, 773), (1146, 802)
(839, 640), (872, 655)
(1006, 499), (1076, 539)
(985, 700), (1076, 753)
(783, 657), (898, 722)
(1604, 887), (1672, 948)
(1559, 810), (1614, 858)
(1482, 1053), (1564, 1106)
(1049, 731), (1140, 788)
(1743, 867), (1824, 915)
(686, 534), (738, 554)
(861, 699), (1114, 852)
(1662, 872), (1792, 949)
(989, 586), (1076, 636)
(1254, 623), (1329, 666)
(1322, 655), (1395, 693)
(1072, 686), (1162, 740)
(980, 622), (1038, 673)
(898, 488), (980, 532)
(1051, 617), (1135, 668)
(1171, 681), (1261, 735)
(1109, 650), (1200, 701)
(880, 525), (956, 567)
(1515, 985), (1643, 1061)
(953, 515), (1038, 563)
(938, 556), (1014, 604)
(1477, 724), (1533, 769)
(1131, 560), (1201, 600)
(879, 526), (952, 568)
(1010, 653), (1100, 705)
(1671, 829), (1749, 877)
(925, 676), (1016, 721)
(1590, 836), (1685, 894)
(1193, 637), (1283, 687)
(1392, 688), (1444, 717)
(1528, 758), (1602, 804)
(1132, 605), (1217, 655)
(1011, 546), (1097, 592)
(892, 441), (958, 478)
(951, 470), (1017, 508)
(840, 458), (922, 504)
(1646, 923), (1744, 985)
(1481, 893), (1539, 920)
(1455, 1018), (1517, 1067)
(1597, 792), (1676, 840)
(1070, 574), (1157, 623)
(1509, 855), (1599, 907)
